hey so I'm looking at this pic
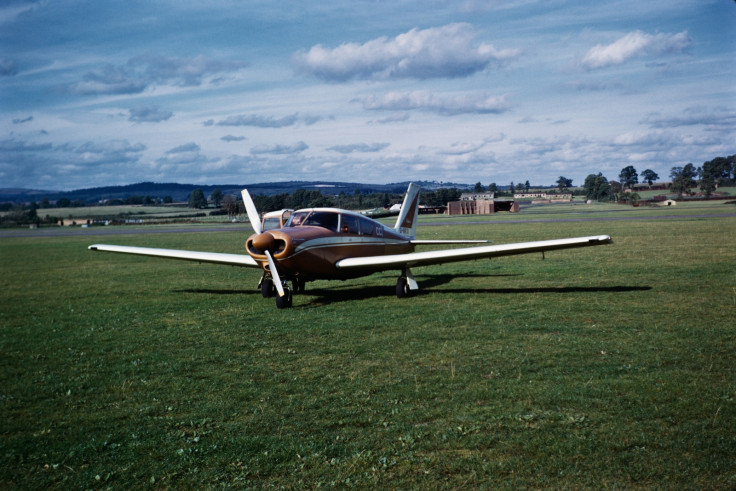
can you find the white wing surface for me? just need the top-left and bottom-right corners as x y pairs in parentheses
(336, 235), (612, 272)
(88, 244), (259, 267)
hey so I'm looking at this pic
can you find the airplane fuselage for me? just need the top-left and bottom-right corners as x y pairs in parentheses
(245, 208), (414, 280)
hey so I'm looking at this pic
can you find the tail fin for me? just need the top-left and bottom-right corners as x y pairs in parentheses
(393, 183), (421, 239)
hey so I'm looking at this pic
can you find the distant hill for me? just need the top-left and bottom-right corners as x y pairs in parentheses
(0, 180), (473, 204)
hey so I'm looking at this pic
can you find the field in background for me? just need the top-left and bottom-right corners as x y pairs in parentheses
(1, 208), (734, 488)
(10, 185), (736, 226)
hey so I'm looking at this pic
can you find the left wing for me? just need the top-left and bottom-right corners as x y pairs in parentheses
(88, 244), (259, 267)
(337, 235), (612, 272)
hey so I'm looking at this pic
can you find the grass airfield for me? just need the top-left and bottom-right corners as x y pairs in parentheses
(1, 203), (735, 488)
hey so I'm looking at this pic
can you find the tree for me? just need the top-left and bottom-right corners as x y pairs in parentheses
(163, 195), (173, 204)
(488, 183), (498, 194)
(222, 194), (238, 218)
(699, 170), (716, 198)
(701, 156), (735, 188)
(618, 165), (638, 190)
(583, 173), (611, 201)
(641, 169), (659, 187)
(670, 164), (697, 197)
(210, 188), (223, 207)
(474, 182), (484, 192)
(524, 180), (530, 192)
(609, 181), (622, 202)
(188, 188), (207, 209)
(556, 176), (573, 193)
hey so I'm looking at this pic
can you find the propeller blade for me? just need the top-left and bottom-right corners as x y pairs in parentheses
(241, 189), (262, 235)
(265, 250), (285, 297)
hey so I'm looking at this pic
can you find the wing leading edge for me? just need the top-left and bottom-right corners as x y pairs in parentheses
(88, 244), (259, 267)
(336, 235), (612, 272)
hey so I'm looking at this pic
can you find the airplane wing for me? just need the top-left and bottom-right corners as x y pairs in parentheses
(336, 235), (612, 272)
(410, 239), (491, 245)
(88, 244), (259, 267)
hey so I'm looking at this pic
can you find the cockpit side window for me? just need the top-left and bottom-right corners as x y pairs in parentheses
(340, 214), (360, 234)
(262, 217), (281, 231)
(302, 211), (339, 232)
(358, 216), (375, 236)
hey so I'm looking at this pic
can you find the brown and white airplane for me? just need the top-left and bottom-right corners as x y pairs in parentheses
(89, 183), (612, 309)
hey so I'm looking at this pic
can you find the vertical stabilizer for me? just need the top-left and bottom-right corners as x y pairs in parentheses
(393, 183), (421, 239)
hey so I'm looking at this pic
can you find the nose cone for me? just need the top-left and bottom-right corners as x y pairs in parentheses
(246, 230), (292, 259)
(252, 231), (275, 252)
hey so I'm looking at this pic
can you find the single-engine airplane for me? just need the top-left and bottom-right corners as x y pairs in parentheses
(89, 183), (612, 309)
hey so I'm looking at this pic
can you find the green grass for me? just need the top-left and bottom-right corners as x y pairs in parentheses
(1, 209), (735, 488)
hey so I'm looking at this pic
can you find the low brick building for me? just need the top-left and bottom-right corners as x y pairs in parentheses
(447, 198), (518, 215)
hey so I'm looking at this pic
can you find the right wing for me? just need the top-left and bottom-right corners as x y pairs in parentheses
(337, 235), (612, 272)
(88, 244), (259, 267)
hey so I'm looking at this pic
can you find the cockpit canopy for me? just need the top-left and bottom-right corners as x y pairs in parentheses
(285, 210), (377, 236)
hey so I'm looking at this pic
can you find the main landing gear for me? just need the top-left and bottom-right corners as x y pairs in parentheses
(395, 268), (418, 299)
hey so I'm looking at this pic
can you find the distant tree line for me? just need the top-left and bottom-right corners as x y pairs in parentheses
(3, 154), (733, 226)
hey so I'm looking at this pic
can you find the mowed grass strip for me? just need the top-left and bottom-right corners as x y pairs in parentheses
(1, 214), (734, 488)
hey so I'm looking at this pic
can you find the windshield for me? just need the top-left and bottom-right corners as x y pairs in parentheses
(285, 211), (309, 227)
(284, 210), (339, 232)
(303, 211), (339, 232)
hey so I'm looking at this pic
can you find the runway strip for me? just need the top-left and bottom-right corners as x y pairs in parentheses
(2, 212), (735, 239)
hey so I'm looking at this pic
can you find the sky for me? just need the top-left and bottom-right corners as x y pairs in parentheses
(1, 0), (734, 191)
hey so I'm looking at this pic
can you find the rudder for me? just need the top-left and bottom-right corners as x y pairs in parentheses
(393, 183), (420, 239)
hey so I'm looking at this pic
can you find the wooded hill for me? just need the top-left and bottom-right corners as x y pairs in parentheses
(0, 180), (472, 204)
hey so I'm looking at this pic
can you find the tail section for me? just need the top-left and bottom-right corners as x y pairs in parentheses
(393, 183), (421, 239)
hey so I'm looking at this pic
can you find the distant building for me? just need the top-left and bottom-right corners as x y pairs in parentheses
(447, 198), (518, 215)
(514, 192), (572, 202)
(459, 192), (495, 201)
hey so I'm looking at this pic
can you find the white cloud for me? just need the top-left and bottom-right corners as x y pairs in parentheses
(327, 142), (390, 154)
(128, 106), (173, 123)
(356, 91), (511, 115)
(215, 113), (323, 128)
(166, 142), (200, 154)
(69, 54), (247, 95)
(640, 106), (736, 130)
(216, 113), (298, 128)
(0, 57), (18, 76)
(292, 23), (520, 81)
(250, 141), (309, 155)
(220, 135), (246, 142)
(581, 30), (691, 70)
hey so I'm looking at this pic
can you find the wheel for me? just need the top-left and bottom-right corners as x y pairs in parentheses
(396, 277), (410, 298)
(292, 278), (306, 293)
(275, 287), (293, 309)
(261, 278), (274, 298)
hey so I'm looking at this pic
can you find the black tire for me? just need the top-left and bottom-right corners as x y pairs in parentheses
(275, 288), (293, 309)
(261, 279), (274, 298)
(292, 278), (306, 293)
(396, 277), (410, 298)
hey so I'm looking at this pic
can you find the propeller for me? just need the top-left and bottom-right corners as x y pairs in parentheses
(241, 189), (286, 298)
